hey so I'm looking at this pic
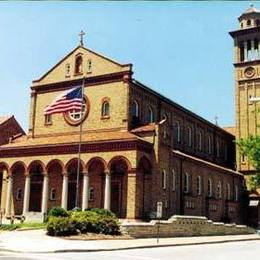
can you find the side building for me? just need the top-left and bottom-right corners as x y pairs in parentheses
(0, 40), (246, 223)
(0, 116), (25, 212)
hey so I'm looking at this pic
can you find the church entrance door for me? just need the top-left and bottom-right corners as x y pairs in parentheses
(111, 181), (121, 217)
(67, 181), (76, 210)
(29, 174), (43, 212)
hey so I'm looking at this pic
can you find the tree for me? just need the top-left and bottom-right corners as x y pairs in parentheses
(237, 135), (260, 190)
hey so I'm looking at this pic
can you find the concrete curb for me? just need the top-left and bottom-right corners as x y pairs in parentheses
(1, 237), (260, 254)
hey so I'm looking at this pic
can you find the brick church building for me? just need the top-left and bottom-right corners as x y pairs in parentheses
(0, 10), (250, 223)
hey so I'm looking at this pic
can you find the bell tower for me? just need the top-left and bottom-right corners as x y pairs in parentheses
(230, 5), (260, 174)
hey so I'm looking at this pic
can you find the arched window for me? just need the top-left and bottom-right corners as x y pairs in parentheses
(16, 188), (22, 201)
(148, 106), (154, 123)
(208, 135), (212, 154)
(187, 126), (192, 147)
(241, 22), (243, 28)
(132, 100), (139, 117)
(226, 183), (231, 200)
(198, 131), (202, 151)
(87, 59), (92, 73)
(247, 19), (251, 26)
(207, 178), (212, 197)
(75, 55), (83, 74)
(184, 173), (189, 193)
(101, 101), (110, 117)
(89, 187), (94, 201)
(65, 63), (71, 77)
(235, 185), (239, 201)
(50, 188), (56, 201)
(216, 141), (220, 158)
(196, 176), (201, 195)
(176, 121), (181, 142)
(172, 169), (176, 191)
(217, 181), (222, 199)
(162, 170), (167, 190)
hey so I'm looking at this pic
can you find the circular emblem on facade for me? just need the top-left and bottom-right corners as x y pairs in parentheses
(63, 96), (90, 126)
(244, 67), (255, 78)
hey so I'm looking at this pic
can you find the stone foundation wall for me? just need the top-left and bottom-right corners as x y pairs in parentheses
(121, 215), (255, 238)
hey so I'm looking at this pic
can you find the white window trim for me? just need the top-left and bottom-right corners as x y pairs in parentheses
(197, 175), (201, 195)
(208, 178), (212, 197)
(235, 185), (239, 201)
(89, 187), (94, 201)
(188, 126), (192, 147)
(176, 121), (181, 142)
(217, 181), (222, 199)
(184, 173), (189, 193)
(50, 188), (56, 201)
(162, 170), (167, 190)
(148, 106), (154, 123)
(172, 169), (176, 191)
(133, 100), (139, 117)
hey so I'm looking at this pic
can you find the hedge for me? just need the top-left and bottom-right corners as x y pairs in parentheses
(46, 209), (120, 236)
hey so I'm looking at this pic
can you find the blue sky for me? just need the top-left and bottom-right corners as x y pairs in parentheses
(0, 1), (253, 130)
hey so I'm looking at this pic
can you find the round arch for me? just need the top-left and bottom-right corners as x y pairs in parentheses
(108, 156), (132, 173)
(86, 157), (108, 173)
(0, 161), (10, 175)
(65, 158), (86, 174)
(46, 159), (65, 175)
(28, 160), (47, 176)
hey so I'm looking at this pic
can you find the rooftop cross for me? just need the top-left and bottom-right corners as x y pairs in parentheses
(79, 30), (85, 46)
(214, 116), (218, 126)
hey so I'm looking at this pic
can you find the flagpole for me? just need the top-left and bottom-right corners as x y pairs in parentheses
(75, 76), (85, 209)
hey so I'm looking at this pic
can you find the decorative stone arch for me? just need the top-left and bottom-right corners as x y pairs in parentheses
(107, 156), (131, 218)
(65, 158), (86, 174)
(46, 159), (65, 175)
(46, 159), (64, 210)
(10, 161), (27, 215)
(27, 160), (46, 212)
(0, 161), (10, 176)
(65, 158), (86, 210)
(86, 157), (108, 210)
(137, 156), (153, 218)
(28, 160), (47, 176)
(86, 157), (108, 173)
(137, 156), (152, 174)
(108, 156), (132, 173)
(10, 161), (27, 176)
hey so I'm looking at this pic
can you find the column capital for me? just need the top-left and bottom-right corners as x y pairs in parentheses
(62, 172), (68, 177)
(104, 170), (111, 176)
(82, 172), (89, 176)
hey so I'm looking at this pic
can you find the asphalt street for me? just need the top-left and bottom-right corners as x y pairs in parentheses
(0, 240), (260, 260)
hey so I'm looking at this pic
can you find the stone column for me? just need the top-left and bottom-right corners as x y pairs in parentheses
(61, 174), (68, 210)
(104, 171), (111, 210)
(82, 173), (89, 211)
(41, 174), (49, 214)
(23, 176), (31, 215)
(244, 41), (248, 61)
(5, 176), (13, 216)
(126, 169), (139, 219)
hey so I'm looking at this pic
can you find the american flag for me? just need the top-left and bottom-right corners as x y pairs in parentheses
(44, 86), (83, 115)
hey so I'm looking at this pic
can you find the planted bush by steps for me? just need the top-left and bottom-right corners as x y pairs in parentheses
(46, 209), (120, 236)
(46, 217), (77, 236)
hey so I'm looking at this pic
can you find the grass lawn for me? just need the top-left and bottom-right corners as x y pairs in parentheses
(0, 222), (46, 231)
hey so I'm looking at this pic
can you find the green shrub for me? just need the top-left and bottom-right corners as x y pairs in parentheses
(0, 224), (19, 231)
(46, 209), (121, 236)
(95, 216), (120, 235)
(46, 217), (77, 236)
(47, 207), (69, 218)
(88, 208), (116, 218)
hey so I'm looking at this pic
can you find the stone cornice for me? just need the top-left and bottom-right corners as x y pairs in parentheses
(31, 71), (133, 94)
(0, 139), (152, 158)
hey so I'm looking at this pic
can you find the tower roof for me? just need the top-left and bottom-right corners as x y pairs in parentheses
(239, 4), (260, 20)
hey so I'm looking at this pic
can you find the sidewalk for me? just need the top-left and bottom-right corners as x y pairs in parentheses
(0, 230), (260, 253)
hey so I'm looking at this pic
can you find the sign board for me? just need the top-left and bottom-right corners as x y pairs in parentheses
(156, 201), (163, 219)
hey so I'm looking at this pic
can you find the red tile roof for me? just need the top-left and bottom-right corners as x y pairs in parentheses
(0, 116), (12, 125)
(131, 123), (155, 133)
